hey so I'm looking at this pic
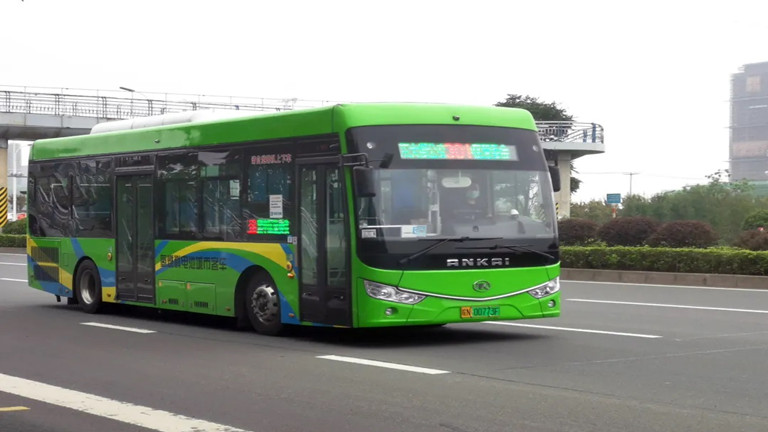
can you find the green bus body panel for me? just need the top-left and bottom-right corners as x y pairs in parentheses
(28, 237), (116, 300)
(153, 241), (297, 317)
(352, 263), (560, 327)
(332, 104), (537, 131)
(30, 104), (536, 161)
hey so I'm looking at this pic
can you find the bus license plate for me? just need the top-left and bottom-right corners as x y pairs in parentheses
(460, 306), (500, 319)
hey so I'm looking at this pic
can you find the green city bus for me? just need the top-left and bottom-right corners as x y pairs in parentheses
(26, 103), (561, 335)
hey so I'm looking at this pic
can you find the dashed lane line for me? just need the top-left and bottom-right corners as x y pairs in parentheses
(317, 355), (451, 374)
(0, 406), (30, 412)
(81, 322), (156, 334)
(482, 321), (663, 338)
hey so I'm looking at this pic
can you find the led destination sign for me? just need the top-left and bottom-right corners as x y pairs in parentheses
(398, 143), (518, 161)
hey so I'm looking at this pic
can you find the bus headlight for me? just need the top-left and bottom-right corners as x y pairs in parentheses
(364, 280), (426, 305)
(527, 277), (560, 299)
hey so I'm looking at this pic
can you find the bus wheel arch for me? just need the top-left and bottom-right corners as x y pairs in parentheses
(235, 266), (284, 336)
(74, 258), (103, 314)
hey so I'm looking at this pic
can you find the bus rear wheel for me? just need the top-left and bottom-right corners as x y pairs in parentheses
(75, 260), (103, 314)
(245, 274), (284, 336)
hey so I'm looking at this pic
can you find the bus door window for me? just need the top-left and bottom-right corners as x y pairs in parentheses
(326, 168), (347, 288)
(299, 168), (318, 286)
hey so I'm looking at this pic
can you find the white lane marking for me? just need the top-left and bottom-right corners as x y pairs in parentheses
(0, 373), (249, 432)
(569, 299), (768, 314)
(317, 355), (450, 375)
(563, 280), (768, 292)
(0, 253), (24, 256)
(81, 322), (156, 334)
(0, 262), (25, 266)
(482, 321), (662, 338)
(1, 277), (27, 282)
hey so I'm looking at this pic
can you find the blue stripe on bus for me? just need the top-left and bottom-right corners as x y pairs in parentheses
(71, 238), (85, 259)
(155, 240), (169, 257)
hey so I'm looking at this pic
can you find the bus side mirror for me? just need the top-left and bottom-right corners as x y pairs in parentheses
(353, 166), (376, 198)
(548, 166), (561, 192)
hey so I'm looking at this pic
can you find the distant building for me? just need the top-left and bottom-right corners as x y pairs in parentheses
(730, 61), (768, 181)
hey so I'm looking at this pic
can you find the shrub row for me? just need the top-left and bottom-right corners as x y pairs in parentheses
(0, 234), (25, 248)
(1, 219), (26, 235)
(562, 246), (768, 276)
(559, 217), (723, 248)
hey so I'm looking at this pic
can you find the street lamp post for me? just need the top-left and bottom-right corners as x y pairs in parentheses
(119, 86), (154, 117)
(119, 86), (135, 117)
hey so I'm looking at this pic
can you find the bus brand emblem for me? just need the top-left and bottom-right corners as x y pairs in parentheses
(446, 257), (511, 267)
(473, 280), (491, 292)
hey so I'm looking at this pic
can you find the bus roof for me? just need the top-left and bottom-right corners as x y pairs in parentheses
(30, 103), (537, 160)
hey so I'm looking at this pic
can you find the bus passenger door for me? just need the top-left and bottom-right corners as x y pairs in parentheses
(297, 161), (351, 326)
(115, 175), (155, 303)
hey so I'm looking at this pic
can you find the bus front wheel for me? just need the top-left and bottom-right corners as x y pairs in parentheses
(75, 260), (103, 314)
(245, 274), (284, 336)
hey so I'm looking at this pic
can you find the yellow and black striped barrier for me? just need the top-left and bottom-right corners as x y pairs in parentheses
(0, 187), (7, 228)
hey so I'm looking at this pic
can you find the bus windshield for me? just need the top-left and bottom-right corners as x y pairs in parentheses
(357, 168), (556, 239)
(347, 125), (557, 269)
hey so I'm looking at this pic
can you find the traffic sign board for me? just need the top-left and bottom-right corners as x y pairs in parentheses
(606, 193), (621, 204)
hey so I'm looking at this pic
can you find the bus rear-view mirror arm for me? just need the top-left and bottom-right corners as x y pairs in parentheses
(353, 166), (376, 198)
(548, 165), (561, 192)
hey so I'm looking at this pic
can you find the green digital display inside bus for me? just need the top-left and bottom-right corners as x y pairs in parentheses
(398, 143), (518, 161)
(247, 219), (291, 235)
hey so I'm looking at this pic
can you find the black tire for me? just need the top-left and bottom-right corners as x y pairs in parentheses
(244, 273), (284, 336)
(75, 260), (103, 314)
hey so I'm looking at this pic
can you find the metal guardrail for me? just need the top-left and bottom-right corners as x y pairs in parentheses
(1, 86), (603, 144)
(0, 85), (335, 120)
(535, 121), (604, 143)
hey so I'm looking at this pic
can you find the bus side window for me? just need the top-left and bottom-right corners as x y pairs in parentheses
(158, 153), (200, 239)
(244, 150), (294, 239)
(200, 149), (243, 240)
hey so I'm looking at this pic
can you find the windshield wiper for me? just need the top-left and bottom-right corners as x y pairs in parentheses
(398, 237), (502, 265)
(456, 243), (556, 261)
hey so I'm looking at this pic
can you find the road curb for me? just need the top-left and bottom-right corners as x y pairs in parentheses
(562, 268), (768, 290)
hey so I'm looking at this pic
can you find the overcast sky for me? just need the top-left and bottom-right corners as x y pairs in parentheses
(3, 0), (767, 202)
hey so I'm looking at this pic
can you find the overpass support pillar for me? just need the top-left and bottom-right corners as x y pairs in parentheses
(554, 152), (571, 219)
(0, 139), (7, 227)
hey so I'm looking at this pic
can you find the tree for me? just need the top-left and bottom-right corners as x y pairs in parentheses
(570, 199), (614, 225)
(495, 94), (574, 122)
(619, 170), (768, 243)
(495, 94), (580, 194)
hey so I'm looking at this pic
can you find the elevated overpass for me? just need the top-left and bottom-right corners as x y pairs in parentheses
(0, 85), (603, 219)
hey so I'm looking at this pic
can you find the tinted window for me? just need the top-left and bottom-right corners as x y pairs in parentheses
(73, 159), (113, 237)
(200, 150), (242, 240)
(243, 149), (294, 240)
(158, 153), (199, 238)
(28, 162), (74, 237)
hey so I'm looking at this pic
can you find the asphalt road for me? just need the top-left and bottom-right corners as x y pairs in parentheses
(2, 251), (767, 432)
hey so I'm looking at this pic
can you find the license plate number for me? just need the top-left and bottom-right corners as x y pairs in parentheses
(460, 306), (500, 319)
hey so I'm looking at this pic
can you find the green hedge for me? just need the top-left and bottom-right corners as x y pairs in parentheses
(0, 234), (26, 248)
(562, 246), (768, 276)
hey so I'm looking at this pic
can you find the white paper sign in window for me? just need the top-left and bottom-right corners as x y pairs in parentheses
(269, 194), (283, 218)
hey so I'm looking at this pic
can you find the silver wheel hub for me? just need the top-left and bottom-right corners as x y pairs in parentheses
(250, 284), (279, 323)
(80, 272), (96, 304)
